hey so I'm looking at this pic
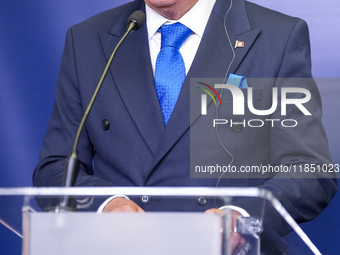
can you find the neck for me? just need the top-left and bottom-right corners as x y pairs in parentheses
(145, 0), (199, 20)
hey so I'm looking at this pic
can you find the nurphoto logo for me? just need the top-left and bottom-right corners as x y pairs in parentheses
(197, 83), (312, 128)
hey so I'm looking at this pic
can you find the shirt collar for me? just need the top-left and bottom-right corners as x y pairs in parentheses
(146, 0), (216, 40)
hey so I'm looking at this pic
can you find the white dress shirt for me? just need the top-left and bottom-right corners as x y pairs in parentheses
(145, 0), (216, 76)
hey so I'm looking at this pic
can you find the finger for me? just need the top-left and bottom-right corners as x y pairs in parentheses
(103, 198), (141, 213)
(230, 232), (242, 251)
(231, 211), (242, 228)
(137, 207), (145, 213)
(104, 204), (134, 212)
(204, 208), (224, 214)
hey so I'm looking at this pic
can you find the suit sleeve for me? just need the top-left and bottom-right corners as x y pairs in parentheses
(234, 19), (338, 236)
(33, 27), (115, 209)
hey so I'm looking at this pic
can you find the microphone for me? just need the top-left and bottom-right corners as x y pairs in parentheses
(57, 10), (146, 212)
(127, 10), (146, 30)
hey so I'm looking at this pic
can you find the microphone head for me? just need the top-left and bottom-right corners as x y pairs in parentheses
(127, 10), (146, 30)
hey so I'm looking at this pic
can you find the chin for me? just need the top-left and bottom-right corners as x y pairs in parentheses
(145, 0), (179, 8)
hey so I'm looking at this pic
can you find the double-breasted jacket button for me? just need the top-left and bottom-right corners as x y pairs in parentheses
(140, 195), (151, 204)
(196, 196), (208, 206)
(102, 119), (110, 131)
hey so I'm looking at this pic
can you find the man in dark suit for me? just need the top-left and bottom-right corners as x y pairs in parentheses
(33, 0), (337, 245)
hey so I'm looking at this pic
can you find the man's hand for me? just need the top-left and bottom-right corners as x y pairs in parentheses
(205, 208), (245, 253)
(102, 197), (145, 213)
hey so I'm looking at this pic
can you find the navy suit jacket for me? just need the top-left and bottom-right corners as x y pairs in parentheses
(33, 0), (337, 236)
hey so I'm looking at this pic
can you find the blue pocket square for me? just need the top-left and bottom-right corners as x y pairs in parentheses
(226, 73), (248, 88)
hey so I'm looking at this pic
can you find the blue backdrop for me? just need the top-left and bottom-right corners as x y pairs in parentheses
(0, 1), (339, 254)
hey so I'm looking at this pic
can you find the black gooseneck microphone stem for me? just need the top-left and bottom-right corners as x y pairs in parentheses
(71, 21), (137, 160)
(58, 20), (140, 211)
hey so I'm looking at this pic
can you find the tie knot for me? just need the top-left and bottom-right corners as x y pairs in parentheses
(160, 23), (192, 49)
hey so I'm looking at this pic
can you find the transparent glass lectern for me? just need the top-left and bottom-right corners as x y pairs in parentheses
(0, 187), (322, 255)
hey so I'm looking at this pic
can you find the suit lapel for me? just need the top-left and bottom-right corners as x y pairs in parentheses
(98, 0), (262, 174)
(99, 2), (165, 156)
(152, 0), (261, 166)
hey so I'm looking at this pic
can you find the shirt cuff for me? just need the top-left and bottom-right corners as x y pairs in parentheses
(97, 195), (130, 213)
(218, 205), (250, 217)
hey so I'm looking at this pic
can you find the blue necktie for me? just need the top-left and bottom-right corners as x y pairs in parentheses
(155, 23), (192, 125)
